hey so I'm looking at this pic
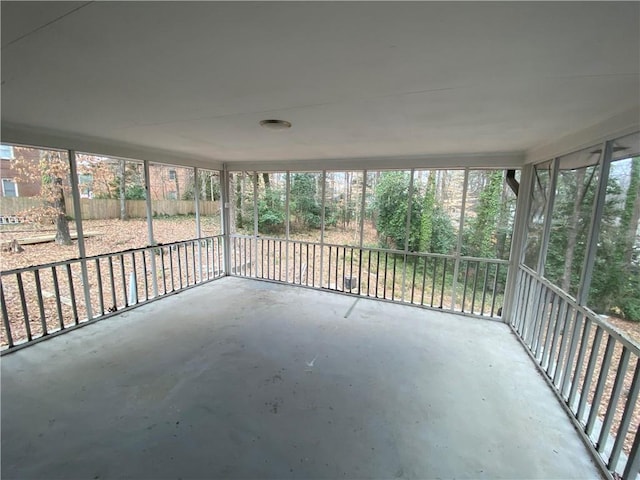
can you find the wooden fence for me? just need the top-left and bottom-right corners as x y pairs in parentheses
(0, 197), (220, 220)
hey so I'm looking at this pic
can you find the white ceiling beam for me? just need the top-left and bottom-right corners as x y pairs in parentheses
(225, 152), (524, 172)
(525, 107), (640, 164)
(1, 123), (224, 170)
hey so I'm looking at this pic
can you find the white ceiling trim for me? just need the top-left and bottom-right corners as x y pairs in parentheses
(225, 152), (524, 173)
(525, 107), (640, 164)
(1, 123), (224, 170)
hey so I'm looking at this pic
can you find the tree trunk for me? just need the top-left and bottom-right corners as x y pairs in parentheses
(623, 158), (640, 264)
(262, 173), (271, 192)
(561, 169), (586, 292)
(119, 159), (128, 220)
(53, 177), (72, 245)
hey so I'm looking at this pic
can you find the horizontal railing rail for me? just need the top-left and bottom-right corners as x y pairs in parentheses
(230, 235), (508, 319)
(512, 265), (640, 480)
(1, 235), (225, 351)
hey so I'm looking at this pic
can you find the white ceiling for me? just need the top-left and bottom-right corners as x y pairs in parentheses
(1, 1), (639, 168)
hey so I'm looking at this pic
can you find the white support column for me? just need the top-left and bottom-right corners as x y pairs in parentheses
(253, 171), (258, 278)
(221, 165), (231, 275)
(143, 160), (158, 297)
(194, 167), (202, 282)
(401, 169), (415, 302)
(502, 163), (534, 323)
(285, 171), (290, 283)
(319, 171), (326, 288)
(451, 168), (469, 311)
(537, 159), (558, 275)
(578, 140), (613, 305)
(68, 149), (93, 320)
(359, 170), (367, 249)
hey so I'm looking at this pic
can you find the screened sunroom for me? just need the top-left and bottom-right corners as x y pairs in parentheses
(1, 2), (639, 479)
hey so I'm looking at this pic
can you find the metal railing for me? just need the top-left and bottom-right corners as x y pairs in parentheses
(1, 235), (225, 350)
(230, 235), (508, 318)
(512, 265), (640, 480)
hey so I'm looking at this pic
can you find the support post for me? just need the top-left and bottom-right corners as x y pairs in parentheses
(578, 140), (613, 305)
(68, 149), (93, 320)
(221, 165), (232, 276)
(401, 169), (415, 302)
(452, 168), (469, 311)
(194, 167), (202, 282)
(503, 163), (534, 323)
(253, 171), (258, 278)
(319, 171), (327, 288)
(285, 171), (290, 283)
(537, 159), (558, 275)
(359, 170), (367, 249)
(143, 160), (158, 297)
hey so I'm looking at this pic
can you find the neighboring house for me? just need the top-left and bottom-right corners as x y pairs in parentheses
(0, 145), (41, 198)
(148, 165), (193, 201)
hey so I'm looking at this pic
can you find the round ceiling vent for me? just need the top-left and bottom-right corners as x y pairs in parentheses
(259, 119), (292, 130)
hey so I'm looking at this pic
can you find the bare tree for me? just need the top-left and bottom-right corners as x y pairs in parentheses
(12, 148), (72, 245)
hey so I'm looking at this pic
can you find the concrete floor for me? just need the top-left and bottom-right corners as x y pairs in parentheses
(1, 277), (601, 479)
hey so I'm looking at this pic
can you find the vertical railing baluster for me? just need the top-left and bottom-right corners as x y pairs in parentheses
(577, 326), (604, 422)
(490, 264), (499, 318)
(173, 246), (180, 290)
(16, 273), (31, 341)
(623, 422), (640, 480)
(547, 300), (568, 377)
(383, 252), (389, 299)
(586, 335), (616, 436)
(515, 273), (528, 333)
(218, 237), (223, 276)
(183, 242), (189, 287)
(568, 317), (592, 408)
(305, 243), (310, 285)
(470, 261), (480, 314)
(410, 255), (417, 304)
(48, 268), (63, 332)
(141, 252), (149, 301)
(513, 270), (526, 328)
(33, 270), (47, 335)
(312, 244), (316, 287)
(131, 252), (138, 304)
(430, 258), (437, 307)
(540, 292), (559, 368)
(108, 257), (117, 310)
(553, 306), (575, 384)
(461, 261), (470, 313)
(118, 255), (127, 308)
(160, 248), (167, 294)
(391, 255), (397, 301)
(67, 264), (79, 324)
(420, 256), (428, 305)
(375, 251), (380, 298)
(596, 346), (630, 454)
(205, 239), (211, 280)
(335, 247), (339, 289)
(298, 242), (302, 285)
(262, 239), (266, 279)
(0, 278), (14, 347)
(533, 287), (551, 359)
(95, 259), (104, 315)
(349, 247), (354, 293)
(293, 243), (297, 284)
(480, 262), (490, 315)
(610, 357), (639, 472)
(357, 248), (363, 295)
(191, 241), (197, 284)
(543, 297), (563, 372)
(526, 279), (544, 345)
(439, 258), (447, 309)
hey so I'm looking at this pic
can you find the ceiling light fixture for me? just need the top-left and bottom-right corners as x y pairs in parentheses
(259, 119), (291, 130)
